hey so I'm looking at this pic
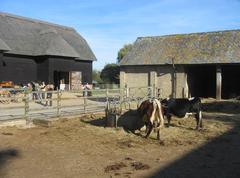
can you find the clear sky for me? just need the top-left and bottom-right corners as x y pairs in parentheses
(1, 0), (240, 70)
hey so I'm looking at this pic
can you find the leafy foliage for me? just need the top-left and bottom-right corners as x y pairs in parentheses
(100, 63), (120, 84)
(92, 69), (103, 84)
(117, 44), (133, 63)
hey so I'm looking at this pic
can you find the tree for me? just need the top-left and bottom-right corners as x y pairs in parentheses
(117, 44), (133, 63)
(92, 69), (103, 84)
(100, 64), (120, 84)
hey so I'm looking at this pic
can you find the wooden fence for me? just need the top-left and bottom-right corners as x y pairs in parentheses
(0, 86), (162, 123)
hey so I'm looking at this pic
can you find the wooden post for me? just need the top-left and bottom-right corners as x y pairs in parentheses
(83, 96), (87, 114)
(105, 88), (109, 124)
(172, 58), (177, 98)
(122, 84), (127, 101)
(150, 71), (157, 97)
(120, 70), (126, 89)
(69, 72), (72, 90)
(24, 89), (30, 124)
(216, 65), (222, 100)
(106, 88), (109, 105)
(149, 86), (153, 98)
(115, 115), (119, 128)
(184, 73), (189, 98)
(126, 87), (129, 98)
(152, 84), (155, 98)
(57, 90), (61, 117)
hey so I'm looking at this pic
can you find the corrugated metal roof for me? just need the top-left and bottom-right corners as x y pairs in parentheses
(120, 30), (240, 65)
(0, 12), (96, 61)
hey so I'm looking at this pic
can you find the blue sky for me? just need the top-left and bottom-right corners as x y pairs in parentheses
(1, 0), (240, 70)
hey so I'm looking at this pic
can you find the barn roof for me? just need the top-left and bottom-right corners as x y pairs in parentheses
(0, 12), (96, 61)
(0, 37), (11, 51)
(120, 30), (240, 65)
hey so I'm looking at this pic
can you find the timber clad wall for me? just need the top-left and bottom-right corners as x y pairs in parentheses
(0, 54), (92, 85)
(48, 57), (92, 84)
(36, 56), (49, 83)
(0, 54), (37, 84)
(0, 12), (96, 87)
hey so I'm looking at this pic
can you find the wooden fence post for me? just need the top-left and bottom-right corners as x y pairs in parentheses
(83, 94), (87, 114)
(216, 65), (222, 100)
(105, 88), (109, 116)
(57, 90), (61, 117)
(126, 87), (129, 98)
(24, 89), (30, 124)
(152, 84), (156, 98)
(106, 88), (109, 103)
(147, 87), (153, 99)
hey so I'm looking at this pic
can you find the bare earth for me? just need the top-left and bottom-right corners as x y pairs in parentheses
(0, 99), (240, 178)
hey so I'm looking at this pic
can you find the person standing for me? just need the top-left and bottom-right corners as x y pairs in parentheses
(46, 84), (54, 106)
(40, 81), (46, 101)
(35, 81), (42, 102)
(31, 82), (37, 100)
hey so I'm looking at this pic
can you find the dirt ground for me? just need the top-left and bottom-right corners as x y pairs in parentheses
(0, 99), (240, 178)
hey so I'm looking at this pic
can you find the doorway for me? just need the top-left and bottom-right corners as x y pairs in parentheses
(222, 65), (240, 99)
(186, 65), (216, 98)
(54, 71), (69, 90)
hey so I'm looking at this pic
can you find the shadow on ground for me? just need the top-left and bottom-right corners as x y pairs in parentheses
(76, 96), (118, 103)
(81, 116), (106, 127)
(150, 124), (240, 178)
(81, 109), (143, 134)
(0, 149), (19, 176)
(202, 100), (240, 114)
(150, 100), (240, 178)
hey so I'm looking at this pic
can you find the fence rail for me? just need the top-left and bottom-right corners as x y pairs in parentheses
(0, 86), (162, 123)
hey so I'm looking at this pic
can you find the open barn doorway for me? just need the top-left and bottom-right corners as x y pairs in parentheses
(54, 71), (70, 90)
(222, 65), (240, 99)
(186, 65), (216, 98)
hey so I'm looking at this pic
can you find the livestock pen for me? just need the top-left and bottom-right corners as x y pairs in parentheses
(0, 86), (157, 123)
(1, 97), (240, 178)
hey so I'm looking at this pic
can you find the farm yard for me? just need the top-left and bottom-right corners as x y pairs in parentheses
(0, 99), (240, 178)
(1, 7), (240, 178)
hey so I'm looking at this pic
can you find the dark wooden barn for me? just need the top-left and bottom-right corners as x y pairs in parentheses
(0, 12), (96, 89)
